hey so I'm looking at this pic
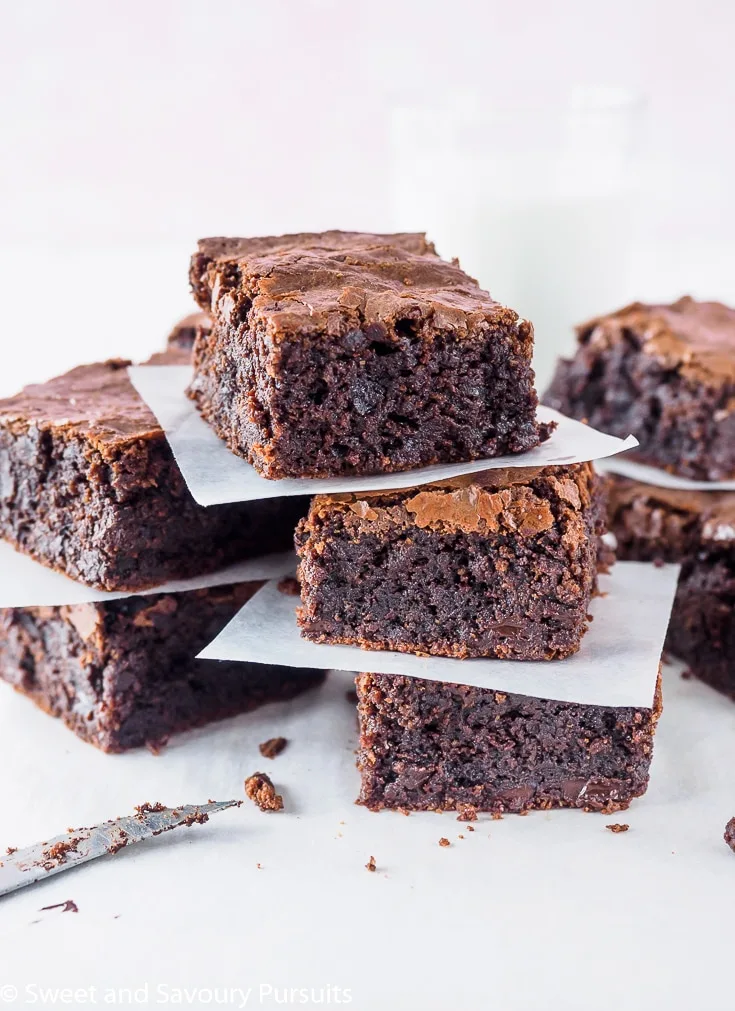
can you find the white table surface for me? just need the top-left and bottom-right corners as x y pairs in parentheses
(0, 657), (733, 1011)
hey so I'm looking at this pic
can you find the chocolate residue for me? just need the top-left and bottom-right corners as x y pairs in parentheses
(40, 899), (78, 914)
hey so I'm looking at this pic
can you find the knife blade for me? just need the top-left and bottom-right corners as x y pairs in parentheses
(0, 800), (240, 898)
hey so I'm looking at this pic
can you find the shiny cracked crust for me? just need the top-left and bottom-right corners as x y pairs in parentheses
(296, 463), (606, 660)
(186, 231), (546, 479)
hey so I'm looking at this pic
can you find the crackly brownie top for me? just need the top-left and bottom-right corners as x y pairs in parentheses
(608, 475), (735, 543)
(190, 230), (526, 341)
(0, 359), (162, 451)
(577, 296), (735, 386)
(310, 464), (595, 537)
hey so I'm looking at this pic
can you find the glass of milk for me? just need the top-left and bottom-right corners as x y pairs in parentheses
(391, 89), (645, 392)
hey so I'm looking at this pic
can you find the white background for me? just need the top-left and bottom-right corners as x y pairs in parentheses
(2, 3), (735, 1008)
(2, 0), (735, 394)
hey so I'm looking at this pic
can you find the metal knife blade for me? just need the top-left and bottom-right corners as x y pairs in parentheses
(0, 800), (240, 898)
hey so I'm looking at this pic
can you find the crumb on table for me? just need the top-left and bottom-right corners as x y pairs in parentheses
(438, 837), (450, 848)
(365, 856), (376, 872)
(606, 823), (630, 833)
(244, 772), (284, 812)
(457, 804), (478, 823)
(259, 736), (288, 759)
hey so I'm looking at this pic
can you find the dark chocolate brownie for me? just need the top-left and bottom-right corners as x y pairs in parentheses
(167, 311), (212, 353)
(356, 672), (662, 814)
(544, 297), (735, 480)
(0, 359), (308, 590)
(187, 231), (548, 479)
(296, 463), (607, 660)
(0, 583), (324, 753)
(607, 473), (735, 698)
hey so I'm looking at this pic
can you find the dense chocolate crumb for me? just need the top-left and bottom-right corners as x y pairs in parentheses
(259, 737), (288, 759)
(365, 856), (377, 872)
(6, 846), (17, 855)
(134, 802), (166, 818)
(606, 823), (630, 833)
(41, 838), (81, 869)
(244, 772), (284, 812)
(681, 669), (693, 680)
(438, 837), (450, 847)
(40, 900), (78, 914)
(277, 577), (301, 596)
(457, 804), (478, 823)
(725, 818), (735, 852)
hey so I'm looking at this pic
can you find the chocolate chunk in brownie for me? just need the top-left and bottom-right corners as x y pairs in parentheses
(606, 473), (735, 698)
(186, 230), (548, 479)
(0, 359), (308, 590)
(356, 672), (662, 814)
(0, 583), (324, 752)
(244, 771), (284, 811)
(296, 463), (607, 660)
(544, 297), (735, 480)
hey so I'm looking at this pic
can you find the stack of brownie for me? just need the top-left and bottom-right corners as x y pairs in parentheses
(185, 231), (664, 816)
(545, 296), (735, 698)
(0, 350), (322, 753)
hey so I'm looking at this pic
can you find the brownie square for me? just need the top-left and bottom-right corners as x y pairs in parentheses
(356, 672), (662, 814)
(187, 230), (547, 479)
(167, 311), (212, 354)
(0, 582), (324, 752)
(544, 296), (735, 480)
(0, 359), (308, 590)
(607, 473), (735, 697)
(296, 463), (607, 660)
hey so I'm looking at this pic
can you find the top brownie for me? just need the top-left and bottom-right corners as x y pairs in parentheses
(544, 296), (735, 480)
(187, 230), (547, 479)
(0, 359), (307, 590)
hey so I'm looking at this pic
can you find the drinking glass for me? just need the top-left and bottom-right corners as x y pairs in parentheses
(391, 89), (645, 391)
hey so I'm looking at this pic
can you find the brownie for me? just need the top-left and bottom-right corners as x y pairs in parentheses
(167, 311), (212, 353)
(187, 230), (548, 479)
(356, 672), (662, 814)
(544, 297), (735, 480)
(607, 473), (735, 698)
(0, 359), (308, 590)
(296, 463), (607, 660)
(0, 583), (324, 753)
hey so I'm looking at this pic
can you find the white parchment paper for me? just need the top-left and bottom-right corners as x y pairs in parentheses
(0, 541), (297, 608)
(199, 561), (678, 708)
(597, 455), (735, 492)
(128, 364), (638, 506)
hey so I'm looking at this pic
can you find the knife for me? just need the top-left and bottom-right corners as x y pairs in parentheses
(0, 800), (240, 898)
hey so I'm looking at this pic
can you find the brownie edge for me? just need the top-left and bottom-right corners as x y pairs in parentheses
(356, 673), (662, 814)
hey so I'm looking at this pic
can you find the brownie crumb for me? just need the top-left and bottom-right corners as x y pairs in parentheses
(365, 856), (377, 872)
(40, 899), (78, 914)
(725, 817), (735, 852)
(244, 772), (284, 812)
(606, 823), (630, 833)
(457, 804), (478, 823)
(681, 669), (693, 680)
(259, 736), (288, 759)
(457, 834), (465, 840)
(438, 837), (450, 847)
(145, 737), (169, 756)
(6, 846), (17, 855)
(256, 862), (263, 870)
(491, 812), (504, 821)
(134, 801), (166, 818)
(277, 577), (300, 596)
(466, 825), (475, 832)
